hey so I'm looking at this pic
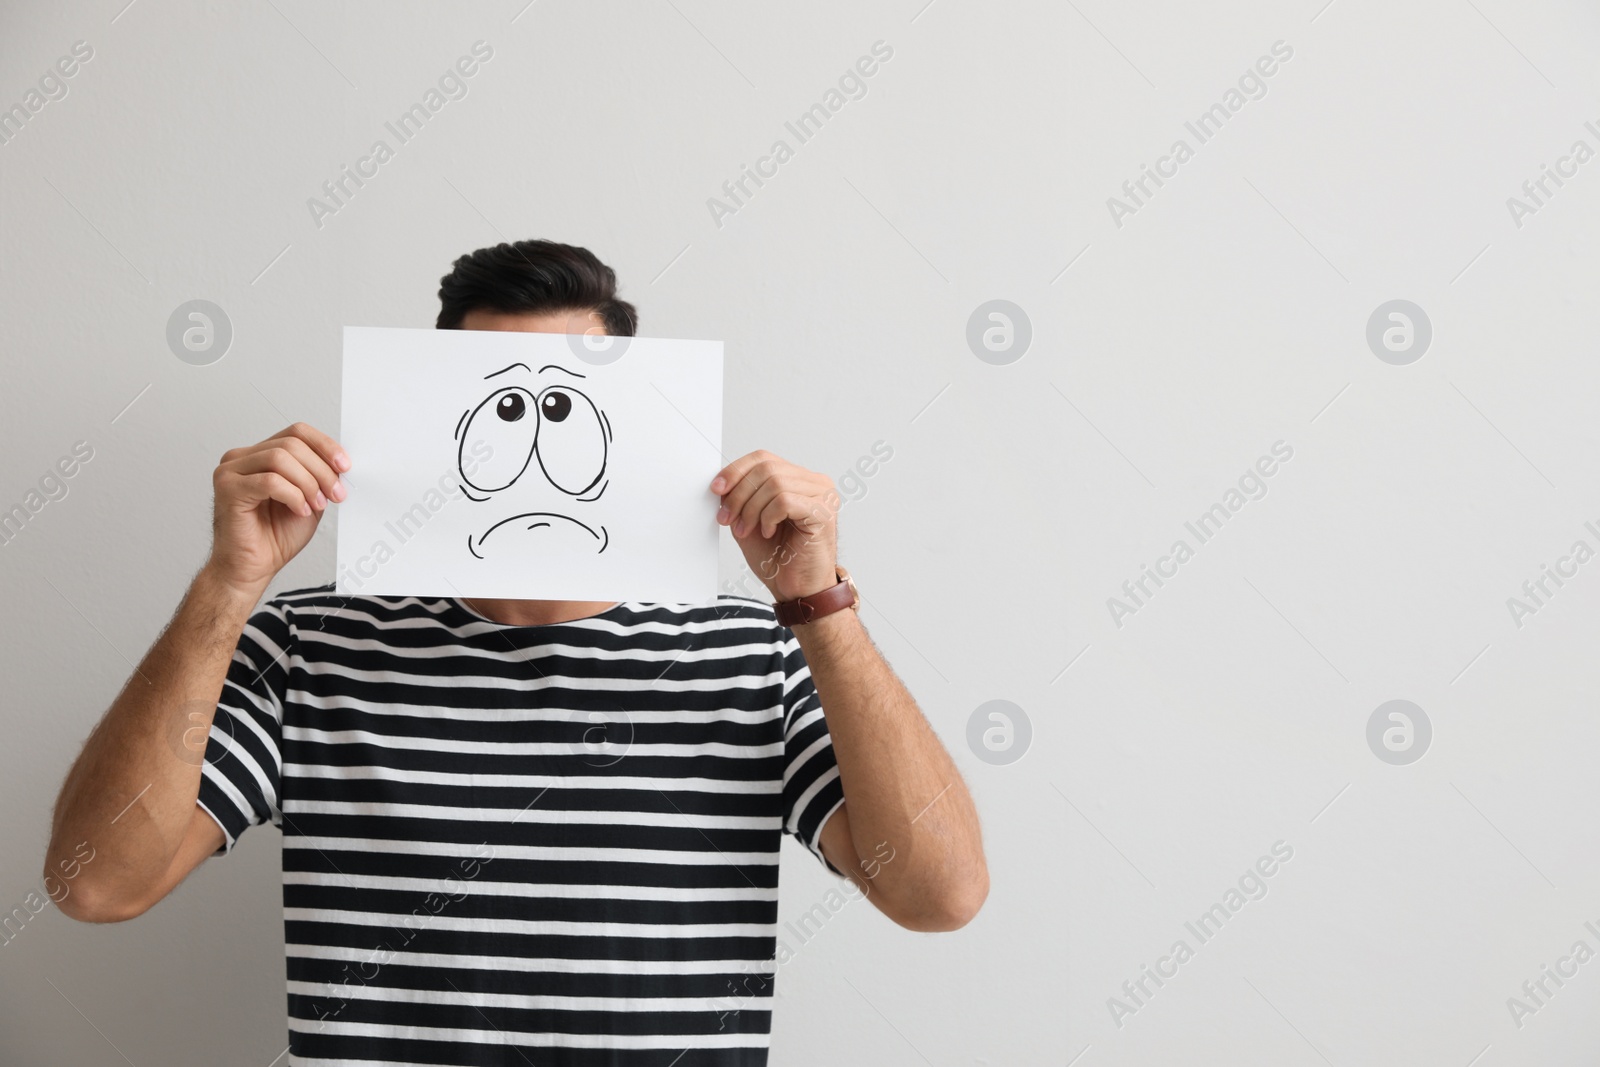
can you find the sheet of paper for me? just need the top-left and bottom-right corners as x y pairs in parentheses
(336, 326), (723, 603)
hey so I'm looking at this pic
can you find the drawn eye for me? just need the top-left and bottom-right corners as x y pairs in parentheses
(459, 387), (537, 492)
(497, 393), (526, 421)
(541, 391), (570, 422)
(535, 386), (606, 495)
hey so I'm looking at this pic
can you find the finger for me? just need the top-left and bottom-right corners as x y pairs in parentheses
(710, 450), (780, 497)
(275, 421), (351, 474)
(756, 490), (826, 541)
(792, 493), (838, 538)
(232, 447), (328, 512)
(266, 435), (346, 503)
(720, 459), (780, 528)
(732, 479), (778, 538)
(735, 479), (799, 540)
(748, 492), (800, 543)
(229, 470), (312, 518)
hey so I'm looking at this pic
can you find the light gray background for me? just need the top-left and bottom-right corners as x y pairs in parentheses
(4, 1), (1600, 1064)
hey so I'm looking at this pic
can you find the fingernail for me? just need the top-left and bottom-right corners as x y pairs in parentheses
(733, 519), (745, 537)
(716, 505), (729, 523)
(331, 480), (347, 502)
(334, 450), (351, 472)
(711, 477), (725, 493)
(314, 491), (327, 510)
(301, 502), (313, 517)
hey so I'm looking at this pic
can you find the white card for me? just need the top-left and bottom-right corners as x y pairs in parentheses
(336, 326), (723, 603)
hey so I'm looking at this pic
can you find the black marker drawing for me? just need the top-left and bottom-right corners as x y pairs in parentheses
(454, 362), (612, 559)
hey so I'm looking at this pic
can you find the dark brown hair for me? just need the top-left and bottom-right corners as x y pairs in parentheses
(435, 239), (637, 335)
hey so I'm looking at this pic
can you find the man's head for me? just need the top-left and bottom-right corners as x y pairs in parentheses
(439, 240), (630, 563)
(436, 239), (637, 338)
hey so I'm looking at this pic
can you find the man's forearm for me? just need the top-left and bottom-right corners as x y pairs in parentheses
(45, 566), (262, 917)
(792, 608), (987, 927)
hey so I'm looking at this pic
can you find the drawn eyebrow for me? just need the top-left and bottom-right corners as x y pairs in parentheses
(484, 363), (531, 380)
(538, 364), (586, 379)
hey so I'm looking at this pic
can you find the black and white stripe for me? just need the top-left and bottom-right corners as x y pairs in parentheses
(198, 584), (846, 1066)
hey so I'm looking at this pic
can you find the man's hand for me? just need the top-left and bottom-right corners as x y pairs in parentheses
(206, 422), (350, 598)
(711, 450), (840, 601)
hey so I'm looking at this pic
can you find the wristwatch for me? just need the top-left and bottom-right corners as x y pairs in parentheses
(774, 565), (859, 627)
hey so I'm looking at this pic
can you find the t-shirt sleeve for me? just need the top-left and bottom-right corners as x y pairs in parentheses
(778, 626), (848, 879)
(195, 597), (290, 855)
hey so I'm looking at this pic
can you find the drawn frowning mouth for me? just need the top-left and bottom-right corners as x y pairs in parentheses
(468, 512), (609, 559)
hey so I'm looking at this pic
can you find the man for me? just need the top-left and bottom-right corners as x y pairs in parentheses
(43, 239), (988, 1065)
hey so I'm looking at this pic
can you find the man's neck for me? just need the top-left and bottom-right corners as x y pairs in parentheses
(459, 597), (621, 627)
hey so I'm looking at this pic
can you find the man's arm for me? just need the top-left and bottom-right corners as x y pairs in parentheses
(712, 450), (989, 932)
(797, 611), (988, 932)
(43, 423), (348, 922)
(45, 570), (261, 922)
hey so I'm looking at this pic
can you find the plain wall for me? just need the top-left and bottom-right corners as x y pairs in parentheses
(4, 0), (1600, 1063)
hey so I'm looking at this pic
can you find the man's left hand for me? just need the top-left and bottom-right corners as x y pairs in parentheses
(711, 450), (841, 602)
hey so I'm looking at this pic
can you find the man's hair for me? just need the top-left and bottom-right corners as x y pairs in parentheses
(435, 239), (637, 335)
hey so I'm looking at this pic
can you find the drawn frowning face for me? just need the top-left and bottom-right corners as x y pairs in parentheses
(455, 361), (612, 558)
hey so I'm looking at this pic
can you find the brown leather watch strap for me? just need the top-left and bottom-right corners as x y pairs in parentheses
(774, 565), (859, 627)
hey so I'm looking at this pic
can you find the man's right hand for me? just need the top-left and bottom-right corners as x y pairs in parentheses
(205, 422), (350, 598)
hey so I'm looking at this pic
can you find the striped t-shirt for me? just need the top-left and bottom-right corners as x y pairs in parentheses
(196, 583), (848, 1066)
